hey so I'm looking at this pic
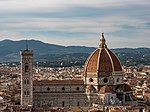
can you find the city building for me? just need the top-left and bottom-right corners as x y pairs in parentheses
(21, 33), (138, 111)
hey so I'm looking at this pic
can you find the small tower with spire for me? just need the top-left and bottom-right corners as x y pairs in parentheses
(20, 40), (33, 106)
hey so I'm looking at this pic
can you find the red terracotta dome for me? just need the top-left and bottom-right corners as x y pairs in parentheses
(85, 33), (122, 73)
(99, 85), (113, 94)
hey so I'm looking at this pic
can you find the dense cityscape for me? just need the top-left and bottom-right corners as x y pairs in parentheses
(0, 64), (150, 111)
(0, 0), (150, 111)
(0, 34), (150, 112)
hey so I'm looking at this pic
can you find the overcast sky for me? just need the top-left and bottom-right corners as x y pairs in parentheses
(0, 0), (150, 48)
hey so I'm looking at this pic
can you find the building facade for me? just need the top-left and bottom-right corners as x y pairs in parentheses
(21, 33), (137, 111)
(33, 80), (88, 108)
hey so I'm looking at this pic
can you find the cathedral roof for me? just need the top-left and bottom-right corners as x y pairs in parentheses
(33, 79), (83, 85)
(99, 85), (113, 94)
(85, 32), (122, 73)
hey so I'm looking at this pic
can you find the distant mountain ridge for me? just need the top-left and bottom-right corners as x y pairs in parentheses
(0, 39), (150, 66)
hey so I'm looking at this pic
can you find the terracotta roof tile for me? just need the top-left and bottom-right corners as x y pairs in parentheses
(33, 79), (84, 85)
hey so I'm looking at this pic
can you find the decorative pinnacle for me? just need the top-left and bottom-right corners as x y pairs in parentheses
(99, 32), (107, 48)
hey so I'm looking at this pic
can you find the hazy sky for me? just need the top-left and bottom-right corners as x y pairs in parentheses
(0, 0), (150, 48)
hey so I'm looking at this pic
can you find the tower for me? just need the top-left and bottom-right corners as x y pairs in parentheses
(20, 41), (33, 106)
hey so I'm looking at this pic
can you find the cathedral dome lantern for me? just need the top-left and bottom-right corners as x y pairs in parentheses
(84, 33), (124, 90)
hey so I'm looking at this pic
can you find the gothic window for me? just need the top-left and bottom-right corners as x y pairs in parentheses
(24, 79), (29, 84)
(24, 91), (26, 95)
(25, 65), (29, 72)
(24, 80), (26, 84)
(24, 91), (29, 95)
(76, 87), (80, 91)
(62, 87), (65, 91)
(33, 88), (35, 91)
(27, 91), (29, 95)
(89, 78), (93, 82)
(27, 79), (29, 84)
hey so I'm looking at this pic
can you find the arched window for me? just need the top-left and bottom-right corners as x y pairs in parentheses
(25, 64), (29, 72)
(24, 91), (26, 95)
(27, 91), (29, 95)
(24, 80), (26, 84)
(117, 78), (119, 82)
(47, 87), (50, 91)
(27, 79), (29, 84)
(24, 91), (29, 95)
(62, 87), (65, 91)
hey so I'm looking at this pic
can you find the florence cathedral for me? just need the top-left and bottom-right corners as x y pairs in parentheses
(20, 33), (137, 111)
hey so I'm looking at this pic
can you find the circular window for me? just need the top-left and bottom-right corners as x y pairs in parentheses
(103, 78), (108, 83)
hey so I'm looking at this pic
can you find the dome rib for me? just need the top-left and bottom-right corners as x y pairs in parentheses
(85, 49), (100, 73)
(107, 49), (122, 71)
(97, 48), (102, 72)
(105, 48), (114, 72)
(98, 49), (113, 72)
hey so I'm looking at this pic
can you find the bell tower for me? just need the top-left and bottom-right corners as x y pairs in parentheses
(20, 40), (33, 106)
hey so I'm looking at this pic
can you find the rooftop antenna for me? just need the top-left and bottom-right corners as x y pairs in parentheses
(26, 39), (28, 50)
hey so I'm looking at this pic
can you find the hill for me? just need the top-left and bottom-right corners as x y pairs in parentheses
(0, 39), (149, 67)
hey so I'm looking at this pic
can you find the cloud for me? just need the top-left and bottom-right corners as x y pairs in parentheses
(0, 0), (150, 12)
(0, 0), (150, 48)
